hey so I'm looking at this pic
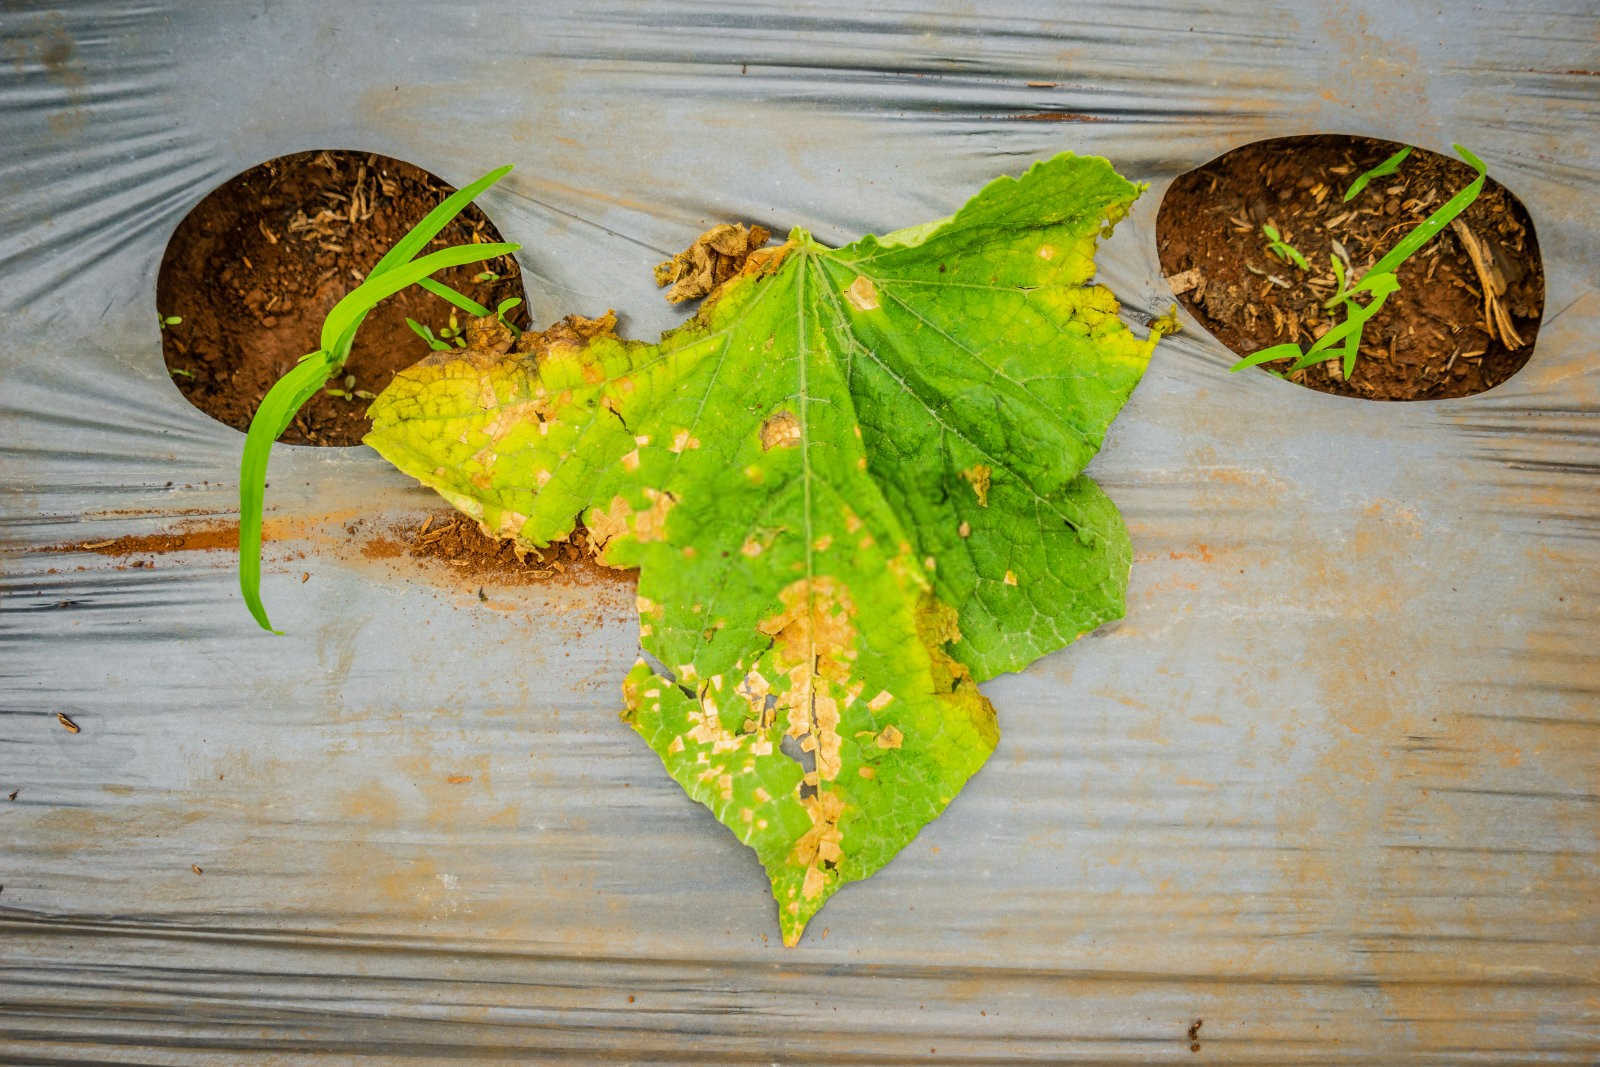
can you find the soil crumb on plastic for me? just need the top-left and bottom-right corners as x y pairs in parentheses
(1011, 111), (1105, 122)
(46, 511), (635, 593)
(401, 512), (630, 588)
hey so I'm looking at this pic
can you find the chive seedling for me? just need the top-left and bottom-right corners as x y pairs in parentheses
(1262, 224), (1310, 271)
(1231, 144), (1487, 381)
(1343, 145), (1412, 202)
(239, 165), (519, 633)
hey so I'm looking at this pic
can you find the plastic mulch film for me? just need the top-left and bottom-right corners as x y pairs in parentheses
(2, 1), (1596, 1061)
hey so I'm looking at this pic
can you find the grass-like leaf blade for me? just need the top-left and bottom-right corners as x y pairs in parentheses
(368, 166), (513, 282)
(239, 166), (518, 633)
(238, 353), (338, 632)
(1360, 145), (1485, 284)
(320, 242), (516, 356)
(1290, 273), (1400, 372)
(1343, 145), (1412, 202)
(417, 277), (492, 318)
(1328, 145), (1487, 309)
(1230, 343), (1303, 372)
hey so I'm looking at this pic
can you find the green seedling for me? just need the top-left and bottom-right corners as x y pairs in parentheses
(437, 311), (463, 342)
(495, 296), (523, 325)
(323, 375), (367, 401)
(169, 367), (194, 379)
(1262, 223), (1310, 270)
(239, 165), (519, 633)
(473, 270), (502, 282)
(1233, 144), (1486, 381)
(1343, 145), (1412, 202)
(407, 287), (526, 355)
(159, 314), (182, 329)
(405, 317), (454, 352)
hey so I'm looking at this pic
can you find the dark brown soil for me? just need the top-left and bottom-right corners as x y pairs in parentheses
(1156, 135), (1543, 400)
(398, 512), (624, 586)
(157, 150), (528, 444)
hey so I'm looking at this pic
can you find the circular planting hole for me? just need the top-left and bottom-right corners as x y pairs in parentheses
(1156, 134), (1544, 401)
(158, 150), (528, 444)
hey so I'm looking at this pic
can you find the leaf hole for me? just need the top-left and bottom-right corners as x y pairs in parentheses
(780, 731), (818, 797)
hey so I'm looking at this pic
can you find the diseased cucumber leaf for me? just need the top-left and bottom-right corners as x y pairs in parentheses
(364, 153), (1165, 945)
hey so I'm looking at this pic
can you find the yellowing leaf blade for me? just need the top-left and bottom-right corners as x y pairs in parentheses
(364, 153), (1160, 943)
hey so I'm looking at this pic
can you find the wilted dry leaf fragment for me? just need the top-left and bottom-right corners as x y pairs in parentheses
(654, 222), (772, 303)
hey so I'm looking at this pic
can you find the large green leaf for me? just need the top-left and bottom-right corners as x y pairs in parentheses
(365, 153), (1165, 944)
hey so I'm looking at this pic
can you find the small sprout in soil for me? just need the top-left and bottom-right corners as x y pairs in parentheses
(239, 165), (520, 633)
(405, 317), (454, 352)
(1343, 145), (1412, 202)
(1232, 144), (1487, 382)
(170, 367), (195, 379)
(495, 297), (524, 334)
(1261, 223), (1310, 271)
(437, 311), (463, 342)
(159, 314), (182, 329)
(419, 276), (524, 338)
(473, 270), (502, 282)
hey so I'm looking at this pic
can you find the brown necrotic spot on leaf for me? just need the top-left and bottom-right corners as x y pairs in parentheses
(961, 463), (991, 507)
(489, 510), (528, 540)
(758, 578), (859, 786)
(845, 275), (880, 311)
(761, 411), (802, 451)
(635, 489), (676, 541)
(586, 496), (634, 553)
(791, 790), (847, 903)
(587, 490), (676, 555)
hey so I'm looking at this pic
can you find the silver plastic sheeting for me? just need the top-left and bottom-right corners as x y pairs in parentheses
(2, 0), (1596, 1061)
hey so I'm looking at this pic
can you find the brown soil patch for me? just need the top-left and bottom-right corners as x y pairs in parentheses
(48, 511), (630, 591)
(400, 512), (627, 587)
(1156, 135), (1543, 400)
(157, 149), (528, 444)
